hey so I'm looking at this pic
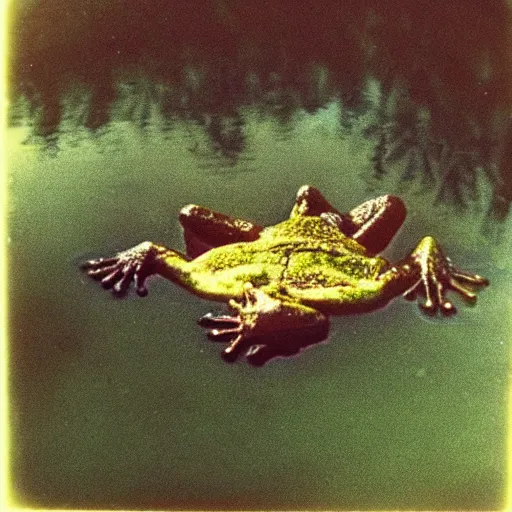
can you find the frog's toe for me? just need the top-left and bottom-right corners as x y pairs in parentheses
(449, 277), (478, 303)
(207, 326), (242, 343)
(86, 262), (120, 279)
(198, 312), (248, 361)
(221, 334), (245, 362)
(81, 257), (119, 270)
(100, 267), (124, 289)
(405, 277), (457, 315)
(198, 312), (241, 329)
(199, 313), (243, 348)
(419, 296), (457, 316)
(112, 262), (137, 296)
(450, 268), (489, 287)
(403, 280), (421, 301)
(434, 278), (458, 315)
(439, 299), (457, 315)
(443, 261), (488, 307)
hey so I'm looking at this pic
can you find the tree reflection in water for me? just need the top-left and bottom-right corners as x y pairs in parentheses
(8, 0), (512, 221)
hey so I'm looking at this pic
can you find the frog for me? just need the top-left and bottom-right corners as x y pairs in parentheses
(82, 185), (489, 365)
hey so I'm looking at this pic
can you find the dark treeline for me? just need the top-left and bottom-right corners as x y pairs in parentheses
(9, 0), (512, 220)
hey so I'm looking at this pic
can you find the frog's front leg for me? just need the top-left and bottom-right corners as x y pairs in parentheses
(179, 205), (263, 258)
(198, 284), (329, 364)
(381, 237), (489, 315)
(82, 242), (190, 296)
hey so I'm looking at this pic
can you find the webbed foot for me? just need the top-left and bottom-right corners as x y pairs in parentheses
(402, 237), (489, 315)
(81, 242), (157, 297)
(198, 283), (329, 364)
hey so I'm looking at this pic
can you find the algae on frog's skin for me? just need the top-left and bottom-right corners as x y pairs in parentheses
(283, 250), (385, 287)
(191, 214), (376, 296)
(178, 216), (397, 312)
(262, 216), (366, 254)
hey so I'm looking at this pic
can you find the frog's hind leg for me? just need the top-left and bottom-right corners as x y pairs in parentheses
(179, 205), (263, 258)
(290, 185), (344, 219)
(329, 195), (407, 254)
(290, 187), (406, 254)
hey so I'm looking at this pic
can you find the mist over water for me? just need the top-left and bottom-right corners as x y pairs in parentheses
(7, 1), (512, 509)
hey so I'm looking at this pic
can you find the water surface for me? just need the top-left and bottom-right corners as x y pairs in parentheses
(7, 1), (512, 510)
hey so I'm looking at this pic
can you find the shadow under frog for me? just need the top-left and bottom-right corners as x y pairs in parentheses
(82, 186), (488, 366)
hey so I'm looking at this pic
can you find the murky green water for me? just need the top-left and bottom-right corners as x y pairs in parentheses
(7, 1), (512, 509)
(7, 105), (510, 510)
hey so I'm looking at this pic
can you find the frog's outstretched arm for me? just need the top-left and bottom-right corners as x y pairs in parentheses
(82, 242), (191, 297)
(198, 283), (329, 364)
(380, 236), (489, 315)
(290, 185), (406, 254)
(179, 204), (263, 258)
